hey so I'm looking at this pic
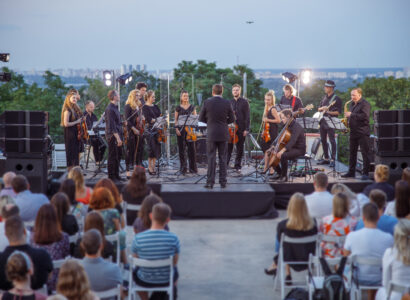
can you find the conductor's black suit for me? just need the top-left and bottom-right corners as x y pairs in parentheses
(199, 95), (235, 186)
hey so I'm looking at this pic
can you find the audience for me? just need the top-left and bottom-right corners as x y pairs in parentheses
(12, 175), (49, 222)
(133, 194), (168, 234)
(0, 172), (17, 198)
(264, 193), (317, 285)
(401, 167), (410, 185)
(56, 260), (98, 300)
(385, 180), (410, 219)
(0, 195), (15, 222)
(121, 166), (151, 226)
(305, 172), (333, 219)
(132, 203), (180, 300)
(1, 251), (47, 300)
(73, 211), (114, 260)
(89, 187), (120, 235)
(59, 179), (87, 220)
(331, 183), (361, 217)
(320, 193), (358, 258)
(30, 204), (70, 291)
(0, 205), (22, 251)
(0, 216), (53, 291)
(343, 203), (394, 300)
(51, 193), (79, 236)
(67, 167), (93, 205)
(81, 229), (122, 293)
(355, 189), (398, 235)
(363, 164), (395, 202)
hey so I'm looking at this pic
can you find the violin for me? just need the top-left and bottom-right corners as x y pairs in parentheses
(261, 122), (271, 143)
(77, 118), (89, 141)
(185, 126), (197, 142)
(157, 126), (167, 143)
(228, 123), (239, 144)
(136, 110), (145, 135)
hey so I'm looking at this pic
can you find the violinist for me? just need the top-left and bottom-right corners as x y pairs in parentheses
(61, 89), (86, 168)
(270, 109), (306, 182)
(105, 90), (124, 182)
(227, 84), (250, 171)
(260, 90), (281, 175)
(175, 90), (198, 175)
(124, 89), (142, 178)
(84, 100), (106, 164)
(142, 90), (161, 175)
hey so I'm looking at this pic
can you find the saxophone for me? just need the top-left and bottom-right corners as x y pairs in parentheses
(341, 100), (352, 130)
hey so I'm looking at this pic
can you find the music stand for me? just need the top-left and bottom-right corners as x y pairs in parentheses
(176, 114), (199, 127)
(295, 117), (320, 130)
(322, 117), (346, 177)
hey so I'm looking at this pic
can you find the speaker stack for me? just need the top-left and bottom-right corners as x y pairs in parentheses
(0, 111), (51, 194)
(373, 109), (410, 178)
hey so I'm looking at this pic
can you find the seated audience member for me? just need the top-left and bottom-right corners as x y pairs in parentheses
(320, 193), (358, 258)
(0, 195), (15, 221)
(67, 167), (93, 205)
(0, 216), (53, 291)
(0, 205), (21, 251)
(331, 183), (361, 217)
(81, 229), (122, 292)
(59, 179), (87, 220)
(1, 251), (47, 300)
(12, 175), (49, 222)
(0, 172), (17, 198)
(73, 211), (114, 260)
(122, 166), (151, 226)
(132, 203), (180, 300)
(363, 164), (395, 202)
(56, 260), (98, 300)
(51, 192), (79, 236)
(401, 167), (410, 185)
(343, 203), (394, 299)
(30, 204), (70, 291)
(133, 194), (169, 234)
(264, 193), (318, 284)
(355, 189), (398, 235)
(89, 187), (120, 235)
(305, 172), (333, 219)
(385, 180), (410, 219)
(375, 219), (410, 300)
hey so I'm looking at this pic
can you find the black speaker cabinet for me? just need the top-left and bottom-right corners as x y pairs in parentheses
(5, 156), (48, 194)
(374, 109), (410, 124)
(374, 155), (410, 176)
(374, 138), (410, 156)
(374, 123), (410, 138)
(4, 138), (46, 153)
(0, 111), (48, 125)
(0, 124), (47, 139)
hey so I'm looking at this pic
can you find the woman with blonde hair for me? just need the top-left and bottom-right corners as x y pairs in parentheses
(56, 260), (98, 300)
(124, 89), (143, 177)
(264, 193), (317, 284)
(331, 183), (361, 216)
(60, 89), (85, 168)
(67, 167), (93, 205)
(363, 164), (395, 201)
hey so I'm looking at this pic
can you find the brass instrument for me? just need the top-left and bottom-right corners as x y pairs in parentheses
(341, 100), (352, 131)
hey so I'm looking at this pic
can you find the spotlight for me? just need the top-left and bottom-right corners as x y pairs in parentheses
(281, 72), (298, 83)
(0, 53), (10, 63)
(105, 79), (112, 86)
(0, 72), (12, 82)
(301, 69), (312, 84)
(103, 70), (113, 86)
(116, 73), (132, 85)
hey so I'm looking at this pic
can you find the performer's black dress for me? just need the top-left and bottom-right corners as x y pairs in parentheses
(142, 104), (161, 159)
(64, 109), (82, 167)
(124, 104), (138, 171)
(176, 105), (197, 173)
(260, 107), (279, 153)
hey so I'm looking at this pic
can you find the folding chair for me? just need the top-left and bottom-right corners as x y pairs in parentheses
(387, 281), (410, 300)
(128, 255), (173, 300)
(69, 232), (79, 244)
(123, 202), (141, 227)
(350, 255), (383, 300)
(24, 220), (35, 231)
(105, 232), (121, 265)
(274, 233), (319, 300)
(53, 257), (69, 270)
(93, 284), (121, 300)
(35, 284), (48, 295)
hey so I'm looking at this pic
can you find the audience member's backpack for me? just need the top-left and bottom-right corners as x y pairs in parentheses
(318, 256), (349, 300)
(284, 288), (309, 300)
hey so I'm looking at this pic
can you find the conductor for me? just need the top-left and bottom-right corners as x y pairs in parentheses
(199, 84), (235, 189)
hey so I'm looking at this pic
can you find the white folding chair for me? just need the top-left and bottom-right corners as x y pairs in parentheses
(53, 257), (69, 270)
(93, 284), (121, 300)
(128, 255), (173, 300)
(69, 232), (79, 244)
(105, 232), (120, 265)
(274, 233), (319, 300)
(123, 202), (141, 227)
(24, 220), (35, 231)
(387, 281), (410, 300)
(351, 255), (383, 300)
(35, 284), (48, 295)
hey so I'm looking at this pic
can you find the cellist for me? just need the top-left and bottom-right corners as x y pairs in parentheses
(269, 109), (306, 182)
(175, 90), (198, 175)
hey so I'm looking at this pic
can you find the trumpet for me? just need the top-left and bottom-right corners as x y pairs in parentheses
(341, 100), (352, 131)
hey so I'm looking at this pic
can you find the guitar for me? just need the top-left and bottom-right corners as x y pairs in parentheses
(314, 99), (337, 121)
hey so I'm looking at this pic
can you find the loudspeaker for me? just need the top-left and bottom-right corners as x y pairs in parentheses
(3, 138), (46, 153)
(374, 138), (410, 156)
(0, 124), (47, 139)
(374, 110), (398, 123)
(5, 156), (48, 194)
(374, 124), (410, 138)
(0, 111), (48, 125)
(374, 155), (409, 177)
(195, 139), (207, 164)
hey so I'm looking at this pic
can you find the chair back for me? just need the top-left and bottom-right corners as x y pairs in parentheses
(24, 220), (35, 231)
(53, 257), (69, 269)
(387, 281), (410, 300)
(123, 202), (141, 227)
(105, 232), (120, 264)
(69, 232), (79, 244)
(93, 284), (121, 299)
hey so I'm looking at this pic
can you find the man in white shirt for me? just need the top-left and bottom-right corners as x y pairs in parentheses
(343, 203), (394, 299)
(305, 172), (333, 219)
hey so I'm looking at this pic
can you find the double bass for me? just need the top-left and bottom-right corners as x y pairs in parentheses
(263, 104), (313, 173)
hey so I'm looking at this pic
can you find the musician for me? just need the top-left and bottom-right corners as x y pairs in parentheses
(142, 90), (161, 175)
(270, 109), (306, 182)
(227, 84), (250, 171)
(105, 90), (124, 182)
(84, 100), (106, 164)
(260, 90), (281, 175)
(342, 88), (371, 180)
(279, 84), (304, 112)
(124, 89), (142, 177)
(317, 80), (342, 168)
(199, 84), (235, 188)
(136, 82), (148, 106)
(175, 90), (198, 175)
(61, 89), (85, 168)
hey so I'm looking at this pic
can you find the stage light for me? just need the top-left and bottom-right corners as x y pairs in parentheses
(105, 79), (112, 86)
(103, 70), (113, 86)
(281, 72), (298, 83)
(0, 72), (12, 82)
(104, 72), (112, 80)
(301, 69), (312, 84)
(116, 73), (132, 85)
(0, 53), (10, 62)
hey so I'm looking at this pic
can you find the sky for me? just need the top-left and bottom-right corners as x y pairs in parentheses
(1, 0), (409, 71)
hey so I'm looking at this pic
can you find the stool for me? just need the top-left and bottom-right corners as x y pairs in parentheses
(289, 154), (314, 182)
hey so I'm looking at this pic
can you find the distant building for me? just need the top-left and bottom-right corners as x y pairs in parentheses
(120, 64), (126, 75)
(404, 67), (410, 78)
(142, 64), (147, 71)
(395, 71), (404, 78)
(128, 64), (133, 73)
(136, 64), (141, 72)
(384, 71), (394, 77)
